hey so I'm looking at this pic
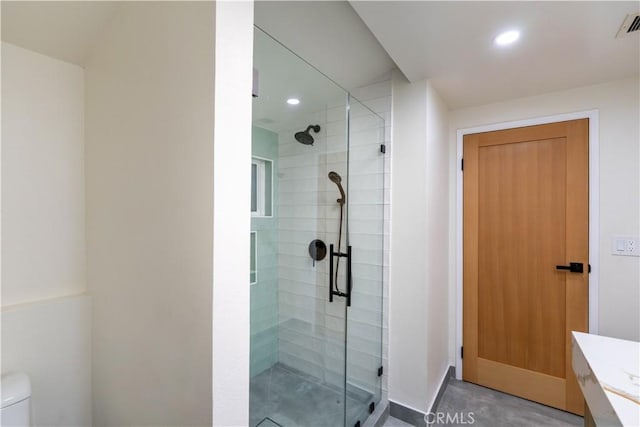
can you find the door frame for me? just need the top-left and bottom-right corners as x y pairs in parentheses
(455, 110), (600, 381)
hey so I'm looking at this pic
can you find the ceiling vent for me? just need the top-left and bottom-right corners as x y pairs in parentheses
(616, 13), (640, 38)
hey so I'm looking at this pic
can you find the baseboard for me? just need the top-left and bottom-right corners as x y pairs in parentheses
(389, 365), (455, 427)
(389, 401), (427, 427)
(429, 366), (455, 413)
(365, 399), (389, 427)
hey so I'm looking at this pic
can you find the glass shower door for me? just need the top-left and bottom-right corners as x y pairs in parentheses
(250, 27), (351, 427)
(250, 27), (385, 427)
(345, 96), (386, 427)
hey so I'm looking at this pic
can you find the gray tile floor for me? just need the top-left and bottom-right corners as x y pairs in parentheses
(249, 363), (373, 427)
(430, 380), (583, 427)
(383, 416), (415, 427)
(253, 372), (583, 427)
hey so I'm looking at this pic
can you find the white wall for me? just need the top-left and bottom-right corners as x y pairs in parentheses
(390, 73), (428, 412)
(448, 77), (640, 365)
(211, 2), (253, 425)
(1, 42), (91, 426)
(423, 81), (450, 404)
(389, 71), (450, 413)
(85, 3), (215, 425)
(1, 42), (85, 307)
(2, 296), (92, 427)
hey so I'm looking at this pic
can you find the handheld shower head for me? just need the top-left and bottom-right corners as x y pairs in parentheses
(328, 171), (345, 205)
(328, 171), (342, 184)
(295, 124), (321, 145)
(328, 171), (347, 295)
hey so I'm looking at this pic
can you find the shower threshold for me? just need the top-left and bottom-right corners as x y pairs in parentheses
(256, 417), (283, 427)
(250, 363), (373, 427)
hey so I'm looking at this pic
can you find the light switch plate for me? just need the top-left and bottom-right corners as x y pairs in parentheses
(611, 235), (640, 257)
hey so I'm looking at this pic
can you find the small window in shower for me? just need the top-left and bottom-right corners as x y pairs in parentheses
(250, 231), (257, 285)
(251, 157), (273, 217)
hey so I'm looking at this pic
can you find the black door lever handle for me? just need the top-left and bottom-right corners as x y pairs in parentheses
(556, 262), (584, 273)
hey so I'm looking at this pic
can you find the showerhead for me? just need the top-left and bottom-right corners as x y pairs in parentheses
(328, 171), (342, 184)
(328, 171), (345, 205)
(295, 124), (321, 145)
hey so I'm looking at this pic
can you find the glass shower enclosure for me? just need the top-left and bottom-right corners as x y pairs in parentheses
(250, 27), (385, 427)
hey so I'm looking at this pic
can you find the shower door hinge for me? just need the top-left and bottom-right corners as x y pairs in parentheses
(461, 346), (464, 359)
(461, 158), (464, 171)
(380, 144), (386, 154)
(369, 402), (375, 414)
(377, 366), (383, 377)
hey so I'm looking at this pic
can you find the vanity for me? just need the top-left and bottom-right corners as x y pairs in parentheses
(572, 332), (640, 426)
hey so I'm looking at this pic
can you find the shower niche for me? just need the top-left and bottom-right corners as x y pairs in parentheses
(250, 28), (386, 427)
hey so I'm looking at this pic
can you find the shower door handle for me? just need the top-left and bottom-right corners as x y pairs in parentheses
(346, 245), (352, 307)
(329, 244), (352, 307)
(329, 244), (334, 303)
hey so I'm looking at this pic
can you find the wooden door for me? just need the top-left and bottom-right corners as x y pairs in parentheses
(463, 119), (589, 415)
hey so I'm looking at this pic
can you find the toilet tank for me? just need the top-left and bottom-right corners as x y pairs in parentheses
(1, 372), (32, 427)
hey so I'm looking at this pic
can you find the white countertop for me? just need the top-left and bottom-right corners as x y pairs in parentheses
(572, 332), (640, 427)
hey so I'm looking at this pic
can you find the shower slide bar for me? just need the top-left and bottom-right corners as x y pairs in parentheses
(329, 244), (352, 307)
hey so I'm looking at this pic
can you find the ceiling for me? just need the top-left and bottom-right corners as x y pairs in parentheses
(254, 1), (396, 91)
(1, 1), (119, 66)
(351, 1), (640, 108)
(2, 1), (637, 110)
(1, 1), (394, 90)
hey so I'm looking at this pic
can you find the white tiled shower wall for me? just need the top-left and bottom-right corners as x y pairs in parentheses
(276, 74), (392, 403)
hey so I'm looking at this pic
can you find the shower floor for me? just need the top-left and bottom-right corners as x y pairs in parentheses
(250, 363), (373, 427)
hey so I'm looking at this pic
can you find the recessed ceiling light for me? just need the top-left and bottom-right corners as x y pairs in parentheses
(286, 98), (300, 105)
(494, 30), (520, 46)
